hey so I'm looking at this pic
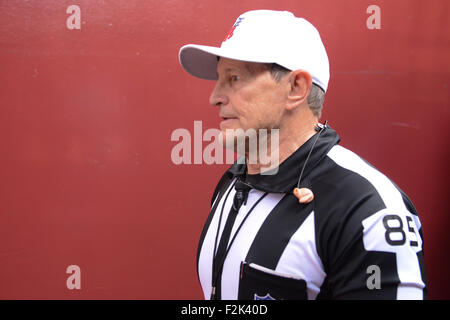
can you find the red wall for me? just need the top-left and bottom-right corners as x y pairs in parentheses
(0, 0), (448, 299)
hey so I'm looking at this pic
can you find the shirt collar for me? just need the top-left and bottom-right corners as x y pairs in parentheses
(226, 125), (340, 193)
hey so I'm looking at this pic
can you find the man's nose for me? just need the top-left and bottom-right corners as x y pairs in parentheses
(209, 82), (229, 107)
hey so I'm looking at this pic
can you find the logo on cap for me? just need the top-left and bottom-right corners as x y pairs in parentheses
(223, 17), (244, 42)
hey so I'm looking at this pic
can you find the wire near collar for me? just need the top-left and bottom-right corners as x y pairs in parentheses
(293, 120), (328, 204)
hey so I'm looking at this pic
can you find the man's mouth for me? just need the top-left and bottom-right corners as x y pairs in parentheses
(219, 116), (238, 128)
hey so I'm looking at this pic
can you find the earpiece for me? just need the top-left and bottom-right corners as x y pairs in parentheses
(293, 187), (314, 203)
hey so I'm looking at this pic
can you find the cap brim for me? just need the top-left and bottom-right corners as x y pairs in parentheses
(179, 44), (277, 80)
(179, 44), (223, 80)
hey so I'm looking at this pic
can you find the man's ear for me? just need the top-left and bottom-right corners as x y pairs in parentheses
(286, 70), (312, 111)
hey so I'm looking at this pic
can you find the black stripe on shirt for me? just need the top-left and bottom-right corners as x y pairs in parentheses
(245, 184), (314, 269)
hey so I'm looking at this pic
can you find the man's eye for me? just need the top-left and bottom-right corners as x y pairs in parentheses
(230, 75), (240, 82)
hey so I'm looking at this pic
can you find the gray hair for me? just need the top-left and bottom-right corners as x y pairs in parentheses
(268, 63), (325, 118)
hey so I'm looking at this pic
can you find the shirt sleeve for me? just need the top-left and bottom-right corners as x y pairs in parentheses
(316, 191), (427, 300)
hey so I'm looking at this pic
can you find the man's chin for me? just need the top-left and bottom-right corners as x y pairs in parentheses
(219, 130), (235, 150)
(218, 128), (253, 155)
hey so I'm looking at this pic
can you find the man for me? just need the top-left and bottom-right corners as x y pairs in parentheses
(178, 10), (426, 300)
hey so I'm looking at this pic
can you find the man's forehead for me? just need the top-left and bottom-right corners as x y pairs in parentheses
(217, 57), (268, 73)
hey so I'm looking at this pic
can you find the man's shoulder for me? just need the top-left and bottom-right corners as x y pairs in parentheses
(316, 145), (407, 205)
(312, 144), (418, 224)
(311, 145), (423, 274)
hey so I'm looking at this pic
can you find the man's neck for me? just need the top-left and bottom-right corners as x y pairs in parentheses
(246, 122), (318, 175)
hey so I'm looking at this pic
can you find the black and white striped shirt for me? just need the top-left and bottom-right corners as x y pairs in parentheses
(197, 126), (427, 300)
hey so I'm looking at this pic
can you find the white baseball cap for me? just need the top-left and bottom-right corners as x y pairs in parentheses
(179, 10), (330, 92)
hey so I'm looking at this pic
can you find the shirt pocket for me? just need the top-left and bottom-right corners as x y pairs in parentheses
(238, 262), (307, 300)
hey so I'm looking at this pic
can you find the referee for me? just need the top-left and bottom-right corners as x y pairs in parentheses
(178, 10), (426, 300)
